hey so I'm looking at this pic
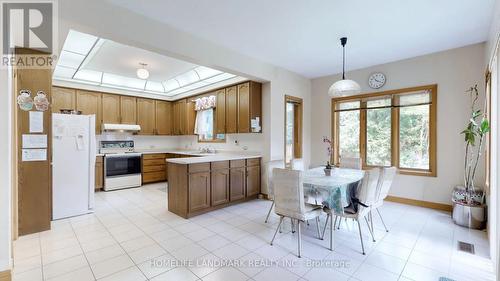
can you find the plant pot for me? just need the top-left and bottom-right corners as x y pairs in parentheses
(324, 168), (332, 176)
(452, 202), (486, 229)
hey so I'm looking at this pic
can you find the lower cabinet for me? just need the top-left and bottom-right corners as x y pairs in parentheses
(95, 156), (104, 190)
(188, 171), (211, 212)
(246, 165), (261, 197)
(211, 167), (230, 206)
(142, 154), (167, 184)
(229, 167), (246, 201)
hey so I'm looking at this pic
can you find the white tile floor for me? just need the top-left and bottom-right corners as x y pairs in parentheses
(12, 183), (495, 281)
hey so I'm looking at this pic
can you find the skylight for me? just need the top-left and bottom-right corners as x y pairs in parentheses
(53, 30), (242, 97)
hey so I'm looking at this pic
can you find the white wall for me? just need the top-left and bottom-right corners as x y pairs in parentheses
(311, 43), (486, 205)
(57, 0), (311, 194)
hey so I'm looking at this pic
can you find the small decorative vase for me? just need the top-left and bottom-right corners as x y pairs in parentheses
(324, 168), (332, 176)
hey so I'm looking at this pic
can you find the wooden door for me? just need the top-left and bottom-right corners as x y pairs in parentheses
(155, 100), (172, 135)
(225, 86), (238, 133)
(246, 165), (261, 197)
(238, 82), (250, 133)
(101, 94), (121, 124)
(76, 90), (102, 133)
(186, 99), (196, 135)
(120, 96), (137, 124)
(229, 167), (245, 201)
(178, 99), (187, 135)
(215, 89), (226, 134)
(51, 87), (75, 113)
(211, 169), (230, 206)
(137, 98), (155, 135)
(188, 172), (211, 212)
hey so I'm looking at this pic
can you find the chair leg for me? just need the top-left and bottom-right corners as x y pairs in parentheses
(330, 213), (334, 251)
(297, 220), (302, 258)
(264, 200), (274, 223)
(364, 217), (375, 242)
(291, 218), (295, 233)
(271, 216), (284, 245)
(376, 208), (389, 232)
(337, 216), (342, 229)
(356, 220), (365, 255)
(321, 213), (330, 240)
(315, 217), (321, 239)
(370, 211), (375, 237)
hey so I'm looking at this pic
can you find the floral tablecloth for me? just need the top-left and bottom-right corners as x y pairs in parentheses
(303, 167), (365, 214)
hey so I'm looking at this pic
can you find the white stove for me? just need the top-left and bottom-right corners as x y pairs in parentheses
(100, 141), (142, 191)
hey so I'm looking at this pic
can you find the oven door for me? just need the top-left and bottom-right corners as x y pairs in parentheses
(105, 153), (142, 177)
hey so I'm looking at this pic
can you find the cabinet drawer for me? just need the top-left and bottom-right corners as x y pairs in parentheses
(230, 159), (246, 168)
(246, 158), (260, 167)
(189, 163), (210, 173)
(143, 159), (166, 166)
(143, 171), (166, 183)
(211, 161), (229, 170)
(143, 153), (166, 160)
(143, 165), (165, 173)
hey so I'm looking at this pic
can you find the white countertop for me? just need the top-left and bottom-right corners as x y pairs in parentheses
(166, 153), (261, 164)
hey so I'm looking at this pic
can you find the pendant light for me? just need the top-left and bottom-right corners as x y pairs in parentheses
(328, 37), (361, 97)
(136, 63), (149, 80)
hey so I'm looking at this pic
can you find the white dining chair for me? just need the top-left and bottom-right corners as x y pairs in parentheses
(264, 159), (285, 223)
(339, 157), (362, 169)
(291, 158), (305, 171)
(321, 168), (380, 254)
(270, 168), (323, 258)
(372, 166), (397, 232)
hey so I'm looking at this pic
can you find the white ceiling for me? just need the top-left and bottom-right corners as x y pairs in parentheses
(106, 0), (496, 78)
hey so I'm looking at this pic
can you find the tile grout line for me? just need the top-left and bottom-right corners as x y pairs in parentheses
(68, 218), (98, 281)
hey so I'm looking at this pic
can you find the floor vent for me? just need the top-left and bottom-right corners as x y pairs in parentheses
(457, 241), (475, 254)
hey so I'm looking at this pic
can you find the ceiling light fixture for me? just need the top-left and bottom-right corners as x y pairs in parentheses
(136, 63), (149, 80)
(328, 37), (361, 97)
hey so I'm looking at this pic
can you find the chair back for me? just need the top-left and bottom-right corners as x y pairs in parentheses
(291, 158), (305, 171)
(267, 159), (285, 196)
(376, 167), (397, 203)
(272, 168), (305, 218)
(356, 168), (380, 212)
(339, 157), (362, 169)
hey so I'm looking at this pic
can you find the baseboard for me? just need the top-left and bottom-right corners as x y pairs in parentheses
(0, 270), (11, 281)
(386, 196), (452, 212)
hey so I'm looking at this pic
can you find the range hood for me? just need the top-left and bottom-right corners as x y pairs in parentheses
(102, 123), (141, 133)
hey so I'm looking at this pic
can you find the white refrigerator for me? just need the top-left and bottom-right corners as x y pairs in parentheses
(52, 113), (96, 220)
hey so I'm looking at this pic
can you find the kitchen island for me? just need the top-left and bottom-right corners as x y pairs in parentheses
(167, 153), (261, 218)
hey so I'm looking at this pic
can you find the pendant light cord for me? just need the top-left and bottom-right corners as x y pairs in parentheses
(342, 44), (345, 80)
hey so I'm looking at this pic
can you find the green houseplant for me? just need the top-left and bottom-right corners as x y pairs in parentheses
(452, 85), (490, 229)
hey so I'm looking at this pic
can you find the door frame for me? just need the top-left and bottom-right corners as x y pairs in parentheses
(284, 95), (303, 167)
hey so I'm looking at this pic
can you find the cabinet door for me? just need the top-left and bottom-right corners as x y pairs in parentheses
(178, 99), (187, 135)
(52, 87), (75, 113)
(215, 89), (226, 134)
(137, 98), (156, 135)
(230, 167), (245, 201)
(76, 90), (102, 133)
(225, 86), (238, 133)
(120, 96), (137, 124)
(172, 101), (180, 135)
(101, 94), (121, 124)
(246, 165), (261, 197)
(155, 100), (172, 135)
(186, 100), (196, 135)
(95, 158), (103, 190)
(211, 169), (229, 206)
(188, 171), (211, 212)
(238, 82), (250, 133)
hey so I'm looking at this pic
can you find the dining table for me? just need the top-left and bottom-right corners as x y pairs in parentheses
(302, 167), (365, 214)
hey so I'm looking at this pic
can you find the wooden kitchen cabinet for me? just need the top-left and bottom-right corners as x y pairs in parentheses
(95, 156), (104, 190)
(52, 87), (76, 113)
(225, 86), (238, 134)
(215, 89), (226, 134)
(76, 90), (102, 133)
(120, 96), (137, 124)
(186, 99), (196, 135)
(211, 161), (230, 206)
(230, 160), (246, 201)
(238, 82), (262, 133)
(101, 94), (121, 124)
(188, 164), (211, 212)
(246, 165), (261, 197)
(155, 100), (172, 135)
(137, 98), (156, 135)
(172, 99), (195, 135)
(142, 154), (167, 184)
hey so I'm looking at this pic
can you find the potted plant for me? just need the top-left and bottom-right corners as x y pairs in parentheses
(323, 136), (334, 176)
(452, 85), (490, 229)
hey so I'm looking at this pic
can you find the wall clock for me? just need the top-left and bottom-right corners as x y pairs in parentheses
(368, 72), (386, 89)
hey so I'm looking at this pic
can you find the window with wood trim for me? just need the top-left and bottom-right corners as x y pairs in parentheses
(331, 85), (437, 176)
(285, 95), (303, 167)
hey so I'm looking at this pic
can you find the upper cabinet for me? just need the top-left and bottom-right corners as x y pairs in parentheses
(238, 82), (262, 133)
(215, 89), (226, 135)
(155, 100), (172, 135)
(76, 90), (102, 133)
(137, 98), (156, 135)
(101, 94), (121, 124)
(120, 96), (137, 124)
(186, 99), (196, 135)
(225, 86), (238, 134)
(172, 99), (196, 135)
(51, 87), (76, 113)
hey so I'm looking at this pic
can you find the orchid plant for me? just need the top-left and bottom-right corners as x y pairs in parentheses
(323, 136), (333, 169)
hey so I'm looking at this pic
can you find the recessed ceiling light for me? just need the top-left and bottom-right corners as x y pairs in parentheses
(136, 63), (149, 80)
